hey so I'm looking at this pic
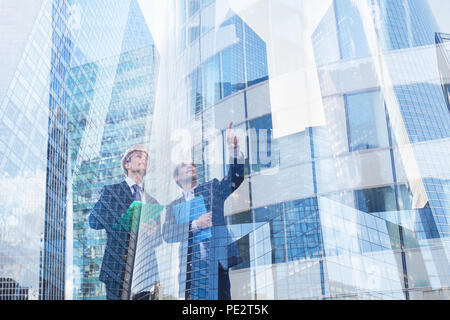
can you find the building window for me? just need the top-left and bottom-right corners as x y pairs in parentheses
(355, 186), (397, 213)
(202, 55), (222, 108)
(334, 0), (370, 60)
(345, 90), (389, 152)
(189, 67), (203, 115)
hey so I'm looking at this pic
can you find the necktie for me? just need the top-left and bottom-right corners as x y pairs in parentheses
(132, 184), (142, 201)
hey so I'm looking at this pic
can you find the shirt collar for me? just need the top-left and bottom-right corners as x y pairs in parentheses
(125, 176), (144, 190)
(182, 182), (198, 199)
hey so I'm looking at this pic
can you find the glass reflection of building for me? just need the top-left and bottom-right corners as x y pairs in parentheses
(68, 47), (158, 300)
(311, 0), (450, 299)
(0, 0), (72, 300)
(67, 1), (158, 299)
(436, 32), (450, 112)
(0, 0), (158, 300)
(131, 0), (450, 300)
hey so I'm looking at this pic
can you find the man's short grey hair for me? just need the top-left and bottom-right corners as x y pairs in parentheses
(121, 145), (149, 176)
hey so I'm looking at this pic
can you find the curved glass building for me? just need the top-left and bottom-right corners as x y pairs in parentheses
(131, 0), (450, 300)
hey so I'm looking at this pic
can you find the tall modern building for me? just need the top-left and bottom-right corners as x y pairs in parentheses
(0, 0), (73, 299)
(68, 45), (158, 299)
(129, 0), (450, 300)
(67, 0), (158, 299)
(436, 32), (450, 112)
(0, 0), (158, 300)
(309, 0), (450, 299)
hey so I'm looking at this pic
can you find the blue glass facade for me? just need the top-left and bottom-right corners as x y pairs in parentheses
(67, 0), (158, 299)
(310, 0), (450, 299)
(0, 0), (73, 299)
(436, 32), (450, 113)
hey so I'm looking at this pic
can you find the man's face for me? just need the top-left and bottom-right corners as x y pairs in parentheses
(175, 163), (198, 185)
(126, 151), (148, 176)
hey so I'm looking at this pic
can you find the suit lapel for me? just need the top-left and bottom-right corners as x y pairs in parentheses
(119, 180), (134, 205)
(194, 182), (212, 208)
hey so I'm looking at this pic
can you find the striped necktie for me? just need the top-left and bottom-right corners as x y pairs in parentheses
(132, 184), (142, 201)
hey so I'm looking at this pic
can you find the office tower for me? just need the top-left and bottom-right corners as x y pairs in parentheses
(0, 278), (30, 300)
(436, 32), (450, 112)
(0, 0), (72, 299)
(311, 0), (450, 299)
(0, 0), (157, 300)
(130, 0), (450, 300)
(68, 46), (158, 299)
(67, 0), (158, 299)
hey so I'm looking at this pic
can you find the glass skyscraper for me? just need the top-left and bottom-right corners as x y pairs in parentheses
(0, 0), (72, 299)
(436, 32), (450, 112)
(0, 0), (158, 300)
(67, 0), (158, 299)
(1, 0), (449, 301)
(68, 45), (158, 300)
(130, 0), (450, 300)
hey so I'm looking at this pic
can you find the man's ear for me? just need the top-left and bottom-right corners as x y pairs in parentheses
(174, 176), (181, 187)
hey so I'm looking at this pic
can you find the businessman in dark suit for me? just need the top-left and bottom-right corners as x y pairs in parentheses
(89, 145), (161, 300)
(163, 123), (245, 300)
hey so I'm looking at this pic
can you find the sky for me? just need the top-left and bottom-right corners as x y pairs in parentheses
(427, 0), (450, 33)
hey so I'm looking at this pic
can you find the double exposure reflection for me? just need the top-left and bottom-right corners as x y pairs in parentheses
(0, 0), (449, 300)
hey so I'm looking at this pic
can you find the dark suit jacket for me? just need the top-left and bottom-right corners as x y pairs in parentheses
(162, 158), (245, 299)
(89, 180), (161, 292)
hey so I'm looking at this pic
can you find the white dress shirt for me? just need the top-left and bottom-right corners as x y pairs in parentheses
(182, 187), (196, 202)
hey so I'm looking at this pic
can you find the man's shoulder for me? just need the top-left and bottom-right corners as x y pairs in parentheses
(107, 181), (127, 189)
(100, 181), (127, 194)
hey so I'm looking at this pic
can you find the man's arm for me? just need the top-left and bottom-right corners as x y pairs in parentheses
(217, 153), (245, 201)
(217, 121), (246, 199)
